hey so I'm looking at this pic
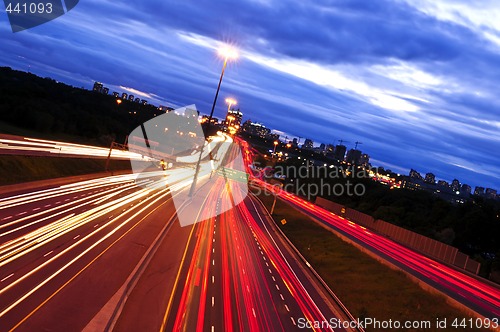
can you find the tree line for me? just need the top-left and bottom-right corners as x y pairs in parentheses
(0, 67), (160, 146)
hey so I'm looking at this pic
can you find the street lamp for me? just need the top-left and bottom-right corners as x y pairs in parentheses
(225, 98), (237, 113)
(273, 141), (279, 157)
(207, 46), (238, 123)
(189, 45), (238, 197)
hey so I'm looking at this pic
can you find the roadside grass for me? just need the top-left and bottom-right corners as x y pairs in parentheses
(0, 155), (131, 185)
(255, 190), (485, 331)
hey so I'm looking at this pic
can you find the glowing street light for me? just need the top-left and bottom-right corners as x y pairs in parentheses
(225, 98), (237, 112)
(273, 140), (279, 156)
(207, 45), (238, 123)
(190, 45), (238, 197)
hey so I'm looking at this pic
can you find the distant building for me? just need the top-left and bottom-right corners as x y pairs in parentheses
(201, 115), (219, 125)
(451, 179), (461, 192)
(474, 186), (485, 196)
(359, 153), (370, 167)
(134, 97), (141, 103)
(333, 145), (347, 161)
(345, 149), (362, 165)
(102, 87), (109, 95)
(424, 173), (436, 184)
(121, 92), (128, 100)
(242, 121), (273, 138)
(93, 82), (103, 93)
(112, 92), (119, 98)
(223, 109), (243, 133)
(409, 169), (423, 180)
(319, 143), (326, 151)
(302, 139), (314, 150)
(141, 99), (148, 105)
(292, 138), (298, 147)
(403, 177), (424, 191)
(269, 133), (280, 141)
(437, 180), (450, 189)
(486, 188), (497, 200)
(128, 94), (135, 102)
(460, 184), (471, 195)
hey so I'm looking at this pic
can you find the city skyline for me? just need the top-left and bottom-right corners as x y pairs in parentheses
(1, 0), (500, 190)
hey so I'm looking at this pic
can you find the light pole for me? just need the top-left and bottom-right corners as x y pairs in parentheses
(207, 47), (238, 123)
(225, 98), (237, 114)
(189, 46), (238, 197)
(273, 141), (279, 158)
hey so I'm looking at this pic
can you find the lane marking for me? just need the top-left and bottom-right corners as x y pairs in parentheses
(161, 213), (199, 330)
(43, 251), (53, 257)
(1, 274), (14, 282)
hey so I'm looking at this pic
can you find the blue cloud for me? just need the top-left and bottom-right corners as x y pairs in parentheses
(0, 0), (499, 189)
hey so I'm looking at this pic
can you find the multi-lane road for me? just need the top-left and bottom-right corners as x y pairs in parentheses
(254, 180), (500, 320)
(4, 133), (497, 331)
(155, 178), (345, 332)
(0, 140), (352, 331)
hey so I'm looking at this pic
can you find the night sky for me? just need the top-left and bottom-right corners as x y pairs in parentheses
(1, 0), (500, 190)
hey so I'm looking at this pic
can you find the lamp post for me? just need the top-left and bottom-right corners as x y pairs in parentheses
(225, 98), (237, 114)
(189, 46), (238, 197)
(273, 141), (279, 157)
(207, 47), (238, 123)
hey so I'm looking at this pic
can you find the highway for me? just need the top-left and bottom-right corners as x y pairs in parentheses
(254, 179), (500, 320)
(0, 168), (200, 331)
(0, 138), (353, 331)
(155, 182), (344, 332)
(114, 141), (350, 331)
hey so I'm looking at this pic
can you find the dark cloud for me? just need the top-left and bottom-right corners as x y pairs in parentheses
(0, 0), (499, 189)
